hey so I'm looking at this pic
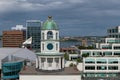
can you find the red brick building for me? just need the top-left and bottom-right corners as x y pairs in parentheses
(2, 30), (26, 47)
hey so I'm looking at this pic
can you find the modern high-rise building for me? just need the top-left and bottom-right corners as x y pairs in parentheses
(26, 20), (41, 50)
(2, 30), (26, 47)
(107, 26), (120, 38)
(81, 26), (120, 80)
(81, 38), (120, 80)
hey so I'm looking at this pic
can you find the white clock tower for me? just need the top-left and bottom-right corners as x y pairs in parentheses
(36, 16), (65, 71)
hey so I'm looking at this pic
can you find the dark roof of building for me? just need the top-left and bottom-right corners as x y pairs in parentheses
(20, 66), (80, 75)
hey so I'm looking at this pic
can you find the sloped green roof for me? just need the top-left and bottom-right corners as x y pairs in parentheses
(42, 17), (58, 30)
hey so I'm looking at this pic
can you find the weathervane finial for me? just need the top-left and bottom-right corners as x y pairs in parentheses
(48, 16), (52, 19)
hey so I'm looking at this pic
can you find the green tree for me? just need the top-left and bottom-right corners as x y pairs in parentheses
(82, 53), (89, 57)
(77, 58), (82, 62)
(87, 46), (94, 49)
(64, 53), (69, 60)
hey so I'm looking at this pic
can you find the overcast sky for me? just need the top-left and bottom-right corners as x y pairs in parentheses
(0, 0), (120, 37)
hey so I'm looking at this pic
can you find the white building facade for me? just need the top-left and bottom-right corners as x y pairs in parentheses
(83, 57), (120, 77)
(81, 37), (120, 79)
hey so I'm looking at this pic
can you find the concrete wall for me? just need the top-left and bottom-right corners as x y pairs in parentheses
(77, 63), (83, 71)
(20, 75), (81, 80)
(65, 61), (83, 71)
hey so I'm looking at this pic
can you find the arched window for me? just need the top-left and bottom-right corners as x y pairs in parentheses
(47, 31), (53, 39)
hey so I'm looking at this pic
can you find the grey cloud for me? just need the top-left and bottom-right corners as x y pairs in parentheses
(0, 0), (120, 36)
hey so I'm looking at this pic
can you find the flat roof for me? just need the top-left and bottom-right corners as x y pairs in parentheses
(0, 48), (36, 61)
(36, 52), (64, 56)
(20, 66), (80, 75)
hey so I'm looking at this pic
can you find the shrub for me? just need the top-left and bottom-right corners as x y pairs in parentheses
(64, 53), (69, 60)
(82, 53), (89, 57)
(77, 58), (82, 62)
(69, 63), (74, 67)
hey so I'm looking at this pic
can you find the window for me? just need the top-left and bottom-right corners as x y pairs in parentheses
(102, 46), (112, 49)
(42, 33), (44, 40)
(56, 32), (58, 40)
(96, 59), (107, 63)
(114, 46), (120, 50)
(85, 66), (95, 70)
(47, 58), (53, 67)
(55, 58), (59, 63)
(85, 59), (95, 63)
(108, 66), (118, 70)
(97, 66), (107, 70)
(108, 59), (118, 64)
(96, 73), (106, 77)
(41, 58), (45, 67)
(55, 58), (59, 67)
(47, 31), (53, 39)
(42, 43), (44, 50)
(56, 43), (58, 50)
(109, 30), (111, 33)
(41, 58), (45, 62)
(103, 52), (112, 56)
(93, 52), (101, 56)
(114, 52), (120, 55)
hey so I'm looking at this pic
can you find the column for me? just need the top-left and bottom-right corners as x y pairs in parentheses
(69, 55), (71, 60)
(112, 50), (114, 56)
(62, 57), (64, 68)
(59, 57), (61, 69)
(39, 57), (41, 69)
(91, 51), (93, 56)
(36, 58), (38, 68)
(95, 58), (97, 73)
(106, 59), (108, 73)
(45, 57), (47, 70)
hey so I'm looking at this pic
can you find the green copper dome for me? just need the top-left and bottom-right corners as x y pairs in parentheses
(42, 16), (58, 30)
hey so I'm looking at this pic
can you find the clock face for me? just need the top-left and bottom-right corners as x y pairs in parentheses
(47, 43), (53, 50)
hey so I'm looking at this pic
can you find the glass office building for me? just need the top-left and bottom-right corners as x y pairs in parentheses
(0, 48), (36, 80)
(26, 20), (41, 50)
(2, 61), (23, 79)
